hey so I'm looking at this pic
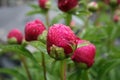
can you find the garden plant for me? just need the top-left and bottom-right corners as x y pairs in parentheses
(0, 0), (120, 80)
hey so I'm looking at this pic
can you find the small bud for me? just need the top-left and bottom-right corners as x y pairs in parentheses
(88, 1), (99, 12)
(71, 40), (96, 68)
(58, 0), (78, 12)
(25, 19), (46, 41)
(7, 29), (23, 44)
(38, 0), (50, 9)
(46, 1), (51, 9)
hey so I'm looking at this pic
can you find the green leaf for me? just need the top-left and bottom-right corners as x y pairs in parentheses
(81, 70), (89, 80)
(29, 4), (40, 9)
(80, 26), (107, 43)
(27, 4), (47, 16)
(0, 44), (37, 63)
(97, 59), (120, 80)
(26, 8), (47, 16)
(75, 10), (90, 17)
(0, 68), (26, 80)
(50, 13), (65, 25)
(109, 47), (120, 59)
(29, 41), (47, 54)
(68, 69), (82, 80)
(26, 10), (42, 16)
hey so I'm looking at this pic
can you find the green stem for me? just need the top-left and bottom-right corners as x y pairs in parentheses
(81, 70), (89, 80)
(41, 53), (47, 80)
(65, 13), (72, 27)
(84, 15), (89, 28)
(76, 14), (90, 35)
(60, 60), (66, 80)
(107, 9), (114, 53)
(46, 11), (50, 27)
(19, 55), (32, 80)
(94, 11), (101, 26)
(75, 65), (82, 80)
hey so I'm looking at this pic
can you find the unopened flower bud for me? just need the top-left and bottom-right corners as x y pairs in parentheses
(38, 0), (51, 9)
(47, 24), (78, 60)
(58, 0), (78, 12)
(7, 29), (23, 44)
(71, 40), (96, 68)
(88, 1), (99, 12)
(25, 19), (46, 41)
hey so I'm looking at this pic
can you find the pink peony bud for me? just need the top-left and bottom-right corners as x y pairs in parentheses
(47, 24), (79, 59)
(71, 40), (96, 68)
(7, 29), (23, 44)
(38, 0), (50, 9)
(25, 19), (46, 41)
(58, 0), (78, 12)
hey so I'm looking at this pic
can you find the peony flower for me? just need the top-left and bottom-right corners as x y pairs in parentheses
(7, 29), (23, 44)
(71, 40), (96, 67)
(38, 0), (50, 9)
(25, 19), (46, 41)
(58, 0), (78, 12)
(47, 24), (79, 59)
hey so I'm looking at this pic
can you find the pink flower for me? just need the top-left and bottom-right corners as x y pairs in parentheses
(58, 0), (78, 12)
(47, 24), (78, 57)
(7, 29), (23, 44)
(38, 0), (48, 9)
(25, 19), (46, 41)
(71, 40), (96, 67)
